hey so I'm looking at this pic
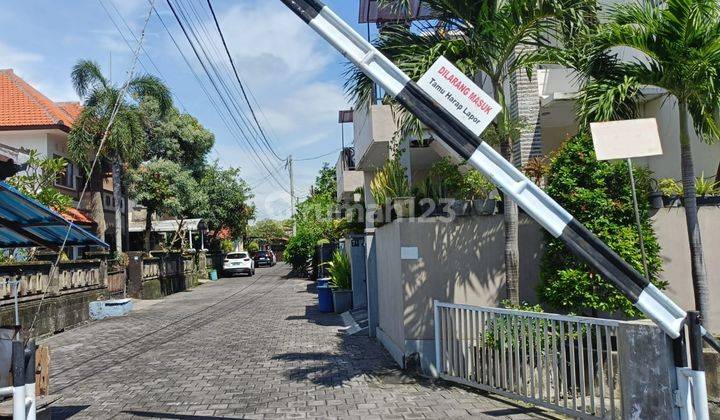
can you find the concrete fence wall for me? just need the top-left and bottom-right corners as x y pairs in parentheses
(127, 252), (203, 300)
(652, 207), (720, 333)
(374, 214), (544, 369)
(0, 259), (108, 338)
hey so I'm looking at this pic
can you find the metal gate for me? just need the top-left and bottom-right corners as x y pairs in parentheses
(434, 301), (621, 419)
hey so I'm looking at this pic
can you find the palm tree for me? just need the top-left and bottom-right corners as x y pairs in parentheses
(348, 0), (580, 304)
(68, 60), (171, 254)
(575, 0), (720, 320)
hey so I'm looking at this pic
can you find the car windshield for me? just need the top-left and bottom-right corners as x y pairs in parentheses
(227, 253), (247, 259)
(256, 252), (268, 257)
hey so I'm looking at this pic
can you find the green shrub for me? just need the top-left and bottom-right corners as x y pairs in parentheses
(220, 239), (234, 253)
(326, 250), (352, 290)
(247, 241), (260, 253)
(284, 229), (319, 273)
(539, 133), (665, 317)
(460, 169), (496, 200)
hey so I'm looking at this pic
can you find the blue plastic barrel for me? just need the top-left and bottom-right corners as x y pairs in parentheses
(210, 270), (218, 281)
(317, 285), (334, 313)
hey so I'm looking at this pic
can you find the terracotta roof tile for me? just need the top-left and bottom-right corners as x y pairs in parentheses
(59, 207), (96, 226)
(0, 69), (81, 131)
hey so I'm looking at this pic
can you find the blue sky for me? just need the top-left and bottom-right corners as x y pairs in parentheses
(0, 0), (375, 220)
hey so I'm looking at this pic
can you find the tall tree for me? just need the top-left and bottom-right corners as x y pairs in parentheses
(200, 163), (255, 245)
(348, 0), (579, 304)
(140, 97), (215, 177)
(312, 163), (337, 198)
(248, 219), (287, 245)
(574, 0), (720, 319)
(127, 159), (207, 251)
(68, 60), (171, 254)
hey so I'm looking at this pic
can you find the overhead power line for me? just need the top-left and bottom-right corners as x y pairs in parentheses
(151, 4), (283, 191)
(206, 0), (284, 162)
(99, 0), (187, 111)
(171, 0), (288, 192)
(164, 0), (291, 194)
(295, 149), (342, 162)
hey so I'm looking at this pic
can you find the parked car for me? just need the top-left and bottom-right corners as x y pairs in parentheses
(223, 252), (255, 276)
(253, 250), (275, 267)
(267, 250), (277, 266)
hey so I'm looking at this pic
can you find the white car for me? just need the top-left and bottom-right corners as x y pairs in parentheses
(223, 252), (255, 277)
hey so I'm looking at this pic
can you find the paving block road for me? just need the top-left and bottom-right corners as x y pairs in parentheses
(41, 264), (557, 419)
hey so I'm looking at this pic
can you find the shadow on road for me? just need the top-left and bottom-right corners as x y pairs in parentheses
(48, 405), (90, 419)
(124, 411), (242, 419)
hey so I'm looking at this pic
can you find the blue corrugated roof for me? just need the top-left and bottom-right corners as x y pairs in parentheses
(0, 181), (108, 249)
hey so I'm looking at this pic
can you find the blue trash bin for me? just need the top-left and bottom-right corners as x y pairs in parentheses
(210, 270), (218, 281)
(317, 278), (330, 289)
(317, 285), (334, 313)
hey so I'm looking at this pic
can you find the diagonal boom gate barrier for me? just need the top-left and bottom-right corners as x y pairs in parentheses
(279, 0), (713, 418)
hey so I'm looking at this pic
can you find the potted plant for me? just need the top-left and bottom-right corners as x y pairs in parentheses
(658, 178), (683, 207)
(648, 178), (664, 209)
(415, 177), (445, 217)
(326, 250), (352, 314)
(695, 172), (720, 206)
(371, 158), (412, 221)
(461, 169), (497, 215)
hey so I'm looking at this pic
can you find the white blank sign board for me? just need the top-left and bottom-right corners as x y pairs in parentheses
(590, 118), (663, 161)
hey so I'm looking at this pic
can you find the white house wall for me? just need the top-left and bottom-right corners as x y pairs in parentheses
(0, 130), (50, 156)
(638, 96), (720, 180)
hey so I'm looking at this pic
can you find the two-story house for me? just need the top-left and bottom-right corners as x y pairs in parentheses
(0, 68), (128, 250)
(336, 0), (720, 374)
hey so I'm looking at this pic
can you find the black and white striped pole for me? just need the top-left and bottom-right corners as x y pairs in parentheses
(0, 337), (37, 420)
(278, 0), (710, 417)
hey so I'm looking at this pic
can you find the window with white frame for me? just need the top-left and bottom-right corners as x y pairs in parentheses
(54, 155), (75, 190)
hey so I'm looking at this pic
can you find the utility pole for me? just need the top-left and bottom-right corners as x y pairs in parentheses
(288, 155), (296, 236)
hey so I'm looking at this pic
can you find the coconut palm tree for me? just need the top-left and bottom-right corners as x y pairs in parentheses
(68, 60), (171, 254)
(347, 0), (581, 304)
(574, 0), (720, 320)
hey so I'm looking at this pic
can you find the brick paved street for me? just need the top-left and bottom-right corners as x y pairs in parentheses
(42, 264), (554, 419)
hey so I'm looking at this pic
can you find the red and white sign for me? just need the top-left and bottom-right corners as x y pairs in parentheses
(418, 56), (500, 137)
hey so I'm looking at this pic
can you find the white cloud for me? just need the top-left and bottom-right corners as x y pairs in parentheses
(0, 41), (76, 101)
(0, 41), (43, 70)
(217, 1), (333, 87)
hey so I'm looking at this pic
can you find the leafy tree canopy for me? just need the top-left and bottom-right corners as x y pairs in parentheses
(140, 97), (215, 177)
(68, 60), (172, 171)
(312, 162), (337, 198)
(128, 158), (207, 220)
(200, 162), (254, 242)
(248, 219), (286, 244)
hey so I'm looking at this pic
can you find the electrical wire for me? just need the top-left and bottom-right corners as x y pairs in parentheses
(206, 0), (284, 161)
(164, 0), (290, 194)
(150, 5), (272, 182)
(99, 0), (187, 112)
(174, 0), (289, 190)
(294, 149), (342, 162)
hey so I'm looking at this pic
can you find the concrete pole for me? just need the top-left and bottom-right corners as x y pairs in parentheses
(289, 155), (296, 236)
